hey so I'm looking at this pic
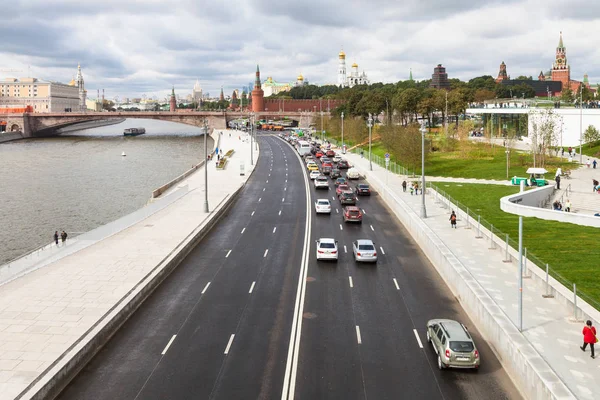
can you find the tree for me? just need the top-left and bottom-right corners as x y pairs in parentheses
(584, 125), (600, 147)
(467, 76), (497, 91)
(528, 109), (559, 168)
(102, 100), (115, 111)
(473, 89), (496, 103)
(516, 75), (533, 80)
(560, 88), (573, 103)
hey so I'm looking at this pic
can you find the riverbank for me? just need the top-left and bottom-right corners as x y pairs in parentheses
(0, 131), (24, 143)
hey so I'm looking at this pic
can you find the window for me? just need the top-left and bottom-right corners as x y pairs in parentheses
(441, 335), (446, 345)
(320, 243), (335, 249)
(449, 341), (474, 352)
(436, 329), (444, 341)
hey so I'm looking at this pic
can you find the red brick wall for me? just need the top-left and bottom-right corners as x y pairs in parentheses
(263, 99), (345, 113)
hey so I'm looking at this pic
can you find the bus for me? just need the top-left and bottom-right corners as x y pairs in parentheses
(296, 140), (311, 156)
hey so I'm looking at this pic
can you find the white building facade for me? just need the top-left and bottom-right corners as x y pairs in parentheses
(192, 79), (203, 102)
(337, 50), (370, 88)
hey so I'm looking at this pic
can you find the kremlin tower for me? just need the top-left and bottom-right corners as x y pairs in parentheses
(496, 61), (509, 83)
(251, 65), (264, 112)
(169, 87), (176, 112)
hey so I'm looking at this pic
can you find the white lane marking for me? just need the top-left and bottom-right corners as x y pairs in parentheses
(161, 335), (177, 355)
(201, 282), (211, 294)
(226, 250), (232, 258)
(224, 334), (235, 354)
(344, 245), (347, 253)
(362, 209), (366, 214)
(339, 224), (343, 231)
(273, 227), (277, 233)
(285, 179), (287, 183)
(251, 211), (255, 216)
(370, 225), (374, 231)
(349, 276), (354, 288)
(264, 249), (269, 257)
(249, 281), (256, 293)
(336, 208), (339, 214)
(266, 180), (269, 183)
(393, 278), (400, 290)
(269, 174), (271, 177)
(282, 197), (285, 202)
(259, 197), (262, 202)
(380, 246), (385, 255)
(263, 188), (266, 192)
(279, 210), (282, 216)
(285, 187), (287, 191)
(332, 196), (335, 200)
(413, 329), (424, 348)
(241, 228), (246, 234)
(356, 326), (362, 344)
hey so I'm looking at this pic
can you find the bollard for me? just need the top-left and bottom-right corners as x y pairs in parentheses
(523, 248), (531, 278)
(542, 263), (554, 298)
(503, 234), (511, 262)
(489, 224), (496, 249)
(476, 215), (483, 238)
(465, 207), (471, 229)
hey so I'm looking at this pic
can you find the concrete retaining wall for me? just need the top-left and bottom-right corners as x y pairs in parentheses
(352, 165), (575, 400)
(0, 132), (24, 143)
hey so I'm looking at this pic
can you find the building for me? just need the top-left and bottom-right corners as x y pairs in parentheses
(192, 79), (203, 102)
(262, 77), (293, 97)
(169, 87), (176, 112)
(538, 32), (586, 96)
(500, 79), (562, 97)
(496, 61), (509, 83)
(430, 64), (450, 90)
(337, 50), (370, 88)
(252, 65), (265, 112)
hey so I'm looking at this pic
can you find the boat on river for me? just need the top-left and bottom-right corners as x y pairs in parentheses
(123, 128), (146, 136)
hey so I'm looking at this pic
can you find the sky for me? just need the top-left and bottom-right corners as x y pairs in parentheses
(2, 0), (600, 101)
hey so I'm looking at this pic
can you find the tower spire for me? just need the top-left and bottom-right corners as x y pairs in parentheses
(558, 31), (564, 48)
(409, 68), (413, 81)
(254, 65), (262, 89)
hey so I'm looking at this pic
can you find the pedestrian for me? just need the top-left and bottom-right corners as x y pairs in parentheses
(61, 230), (68, 244)
(402, 180), (407, 192)
(561, 148), (565, 157)
(587, 159), (591, 168)
(217, 154), (221, 161)
(53, 231), (59, 245)
(565, 199), (572, 212)
(555, 174), (561, 190)
(450, 211), (457, 229)
(594, 160), (598, 169)
(360, 150), (364, 158)
(593, 179), (599, 192)
(410, 185), (414, 195)
(580, 320), (597, 359)
(568, 146), (572, 156)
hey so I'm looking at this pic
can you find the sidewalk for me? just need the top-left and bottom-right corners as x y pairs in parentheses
(0, 129), (255, 399)
(343, 151), (594, 399)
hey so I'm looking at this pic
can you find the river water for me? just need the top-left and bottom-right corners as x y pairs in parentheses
(0, 119), (212, 264)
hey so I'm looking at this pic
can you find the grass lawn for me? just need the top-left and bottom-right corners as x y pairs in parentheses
(581, 140), (600, 158)
(435, 182), (600, 308)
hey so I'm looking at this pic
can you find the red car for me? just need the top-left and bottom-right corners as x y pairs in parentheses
(326, 150), (335, 157)
(315, 151), (324, 158)
(343, 206), (363, 223)
(336, 184), (350, 196)
(322, 161), (333, 168)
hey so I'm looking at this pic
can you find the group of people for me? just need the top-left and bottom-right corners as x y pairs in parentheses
(401, 180), (421, 195)
(552, 199), (571, 212)
(53, 230), (68, 246)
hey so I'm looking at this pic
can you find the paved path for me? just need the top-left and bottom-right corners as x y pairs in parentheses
(0, 130), (255, 399)
(342, 149), (596, 400)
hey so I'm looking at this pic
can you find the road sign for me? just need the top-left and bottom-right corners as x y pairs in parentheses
(385, 158), (390, 167)
(385, 153), (390, 158)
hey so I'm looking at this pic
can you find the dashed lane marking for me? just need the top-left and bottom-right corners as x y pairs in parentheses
(273, 227), (277, 233)
(393, 278), (400, 290)
(201, 282), (211, 294)
(344, 245), (347, 253)
(226, 250), (232, 258)
(370, 225), (374, 231)
(224, 334), (235, 355)
(349, 276), (354, 288)
(279, 210), (282, 216)
(356, 326), (362, 344)
(264, 249), (269, 258)
(249, 281), (256, 293)
(380, 246), (385, 255)
(413, 329), (423, 348)
(251, 211), (255, 216)
(259, 198), (262, 202)
(339, 224), (343, 231)
(241, 228), (246, 234)
(161, 335), (177, 355)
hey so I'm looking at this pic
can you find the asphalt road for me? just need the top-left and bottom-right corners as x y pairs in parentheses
(58, 131), (521, 400)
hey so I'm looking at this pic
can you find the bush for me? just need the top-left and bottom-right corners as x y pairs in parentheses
(225, 149), (235, 157)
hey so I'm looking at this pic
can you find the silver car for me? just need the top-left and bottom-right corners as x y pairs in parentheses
(314, 199), (331, 214)
(426, 319), (480, 370)
(352, 239), (377, 263)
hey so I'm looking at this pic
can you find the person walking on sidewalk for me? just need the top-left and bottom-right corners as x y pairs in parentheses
(555, 174), (561, 190)
(53, 231), (59, 245)
(450, 211), (457, 229)
(60, 230), (68, 244)
(594, 159), (598, 169)
(580, 320), (597, 359)
(402, 180), (407, 192)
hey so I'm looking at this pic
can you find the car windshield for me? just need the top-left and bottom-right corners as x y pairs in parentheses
(348, 211), (360, 216)
(317, 177), (327, 181)
(359, 185), (369, 189)
(449, 341), (474, 352)
(317, 201), (329, 205)
(341, 193), (354, 198)
(358, 244), (374, 250)
(320, 243), (335, 249)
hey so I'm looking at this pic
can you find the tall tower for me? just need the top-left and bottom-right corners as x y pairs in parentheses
(496, 61), (509, 83)
(76, 63), (86, 111)
(338, 50), (347, 87)
(193, 79), (203, 102)
(219, 87), (224, 101)
(251, 64), (264, 112)
(551, 32), (570, 88)
(409, 68), (414, 81)
(169, 87), (176, 112)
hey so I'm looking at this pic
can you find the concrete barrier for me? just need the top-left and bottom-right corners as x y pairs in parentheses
(353, 165), (575, 400)
(19, 150), (260, 400)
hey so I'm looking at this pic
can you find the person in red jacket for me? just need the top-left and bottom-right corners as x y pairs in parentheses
(580, 320), (597, 359)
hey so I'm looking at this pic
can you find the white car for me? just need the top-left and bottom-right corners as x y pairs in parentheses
(347, 168), (360, 180)
(352, 239), (377, 263)
(309, 170), (321, 180)
(314, 199), (331, 214)
(314, 175), (329, 189)
(332, 155), (342, 163)
(316, 238), (338, 261)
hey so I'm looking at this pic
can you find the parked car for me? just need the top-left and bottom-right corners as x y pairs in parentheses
(337, 160), (350, 169)
(336, 184), (350, 196)
(343, 206), (363, 223)
(330, 168), (341, 179)
(352, 239), (377, 263)
(316, 238), (338, 261)
(334, 177), (348, 187)
(314, 175), (329, 189)
(314, 199), (331, 214)
(355, 183), (371, 196)
(309, 170), (321, 180)
(426, 319), (480, 370)
(347, 168), (360, 180)
(339, 190), (356, 205)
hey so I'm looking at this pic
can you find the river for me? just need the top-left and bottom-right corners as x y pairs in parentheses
(0, 118), (213, 264)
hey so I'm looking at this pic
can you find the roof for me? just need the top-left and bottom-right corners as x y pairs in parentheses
(429, 319), (470, 340)
(318, 238), (336, 244)
(526, 168), (548, 174)
(356, 239), (374, 246)
(345, 206), (360, 211)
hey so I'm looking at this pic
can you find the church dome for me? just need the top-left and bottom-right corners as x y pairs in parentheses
(297, 74), (304, 81)
(352, 62), (358, 68)
(339, 50), (346, 59)
(68, 78), (76, 86)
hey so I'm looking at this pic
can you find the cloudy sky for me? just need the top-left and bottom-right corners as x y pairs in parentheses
(3, 0), (599, 101)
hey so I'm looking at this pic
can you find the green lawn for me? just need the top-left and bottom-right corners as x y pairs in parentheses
(581, 140), (600, 158)
(435, 183), (600, 308)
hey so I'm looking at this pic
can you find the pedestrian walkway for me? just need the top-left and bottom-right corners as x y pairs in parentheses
(343, 150), (596, 400)
(550, 162), (600, 215)
(0, 129), (255, 399)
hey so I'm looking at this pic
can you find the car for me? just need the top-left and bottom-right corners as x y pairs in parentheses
(334, 177), (348, 187)
(347, 168), (360, 180)
(306, 160), (317, 168)
(355, 183), (371, 196)
(307, 164), (319, 172)
(339, 190), (356, 205)
(343, 206), (363, 223)
(315, 151), (324, 158)
(352, 239), (377, 263)
(322, 165), (332, 175)
(326, 149), (335, 157)
(336, 184), (350, 196)
(316, 238), (338, 261)
(304, 155), (314, 162)
(314, 175), (329, 189)
(337, 160), (350, 169)
(320, 157), (331, 164)
(332, 155), (342, 163)
(309, 170), (321, 180)
(314, 199), (331, 214)
(426, 319), (480, 370)
(330, 168), (341, 179)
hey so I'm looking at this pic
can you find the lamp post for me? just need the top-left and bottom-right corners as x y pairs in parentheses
(203, 118), (210, 213)
(341, 111), (345, 152)
(420, 122), (427, 218)
(579, 87), (583, 164)
(505, 144), (510, 179)
(367, 113), (373, 171)
(250, 112), (254, 166)
(445, 91), (448, 137)
(320, 110), (324, 142)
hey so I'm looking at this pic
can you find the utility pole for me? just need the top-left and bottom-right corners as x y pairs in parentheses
(445, 91), (449, 137)
(204, 118), (210, 213)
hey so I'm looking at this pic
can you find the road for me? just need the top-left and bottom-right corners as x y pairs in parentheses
(58, 131), (521, 400)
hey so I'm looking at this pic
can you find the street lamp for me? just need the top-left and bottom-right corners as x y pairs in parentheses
(445, 91), (448, 137)
(320, 110), (324, 142)
(250, 112), (254, 166)
(367, 113), (373, 171)
(341, 111), (345, 153)
(505, 144), (510, 179)
(203, 118), (210, 213)
(420, 121), (427, 218)
(579, 87), (583, 164)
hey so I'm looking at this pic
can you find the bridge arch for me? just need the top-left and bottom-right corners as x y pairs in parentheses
(10, 124), (21, 132)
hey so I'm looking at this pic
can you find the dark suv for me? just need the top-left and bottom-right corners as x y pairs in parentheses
(339, 191), (356, 205)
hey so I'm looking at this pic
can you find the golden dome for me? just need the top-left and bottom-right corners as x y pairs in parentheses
(352, 62), (358, 68)
(68, 78), (76, 86)
(297, 74), (304, 81)
(339, 50), (346, 59)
